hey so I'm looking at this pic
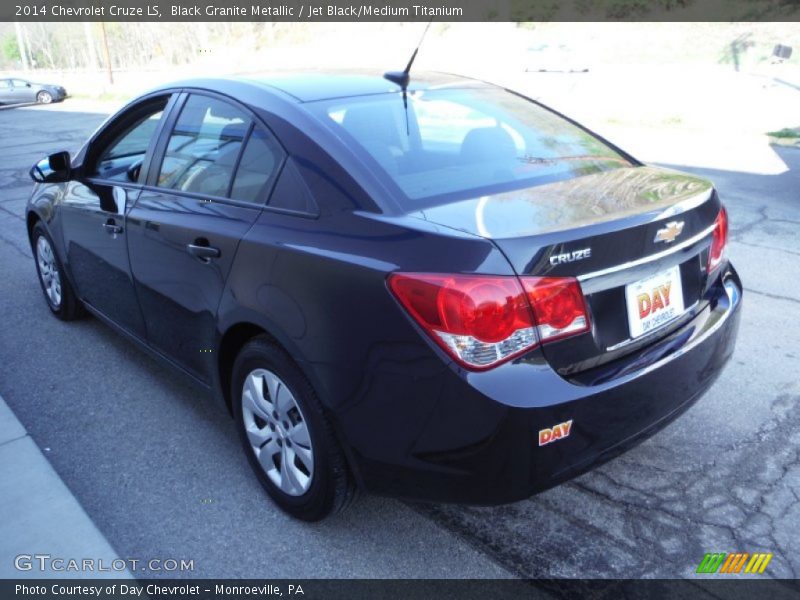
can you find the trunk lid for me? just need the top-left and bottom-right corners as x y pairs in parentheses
(408, 166), (721, 374)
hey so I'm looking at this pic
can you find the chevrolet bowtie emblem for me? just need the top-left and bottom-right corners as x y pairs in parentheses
(654, 221), (685, 243)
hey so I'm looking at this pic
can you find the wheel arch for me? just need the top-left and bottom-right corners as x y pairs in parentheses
(217, 321), (275, 415)
(26, 210), (41, 244)
(215, 317), (323, 417)
(215, 318), (364, 489)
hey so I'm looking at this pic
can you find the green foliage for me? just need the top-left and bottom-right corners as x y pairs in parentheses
(767, 128), (800, 138)
(510, 0), (799, 19)
(511, 0), (695, 19)
(1, 33), (20, 62)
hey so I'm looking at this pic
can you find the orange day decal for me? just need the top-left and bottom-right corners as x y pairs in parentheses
(539, 420), (573, 446)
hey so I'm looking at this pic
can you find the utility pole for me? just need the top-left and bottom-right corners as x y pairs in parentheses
(99, 21), (114, 85)
(13, 22), (30, 71)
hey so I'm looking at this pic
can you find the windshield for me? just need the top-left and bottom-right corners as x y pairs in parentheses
(310, 87), (632, 208)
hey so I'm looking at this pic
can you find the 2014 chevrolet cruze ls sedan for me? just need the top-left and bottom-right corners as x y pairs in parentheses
(26, 71), (741, 520)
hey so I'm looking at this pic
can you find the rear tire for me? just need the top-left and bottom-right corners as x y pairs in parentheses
(37, 91), (53, 104)
(231, 336), (355, 521)
(32, 222), (83, 320)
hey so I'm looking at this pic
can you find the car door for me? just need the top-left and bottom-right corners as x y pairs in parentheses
(0, 79), (14, 103)
(126, 92), (285, 383)
(60, 93), (177, 338)
(11, 79), (36, 102)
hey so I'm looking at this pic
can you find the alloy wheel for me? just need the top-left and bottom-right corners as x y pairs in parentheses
(36, 235), (62, 308)
(241, 368), (314, 496)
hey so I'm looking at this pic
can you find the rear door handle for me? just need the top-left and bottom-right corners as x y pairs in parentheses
(186, 243), (221, 262)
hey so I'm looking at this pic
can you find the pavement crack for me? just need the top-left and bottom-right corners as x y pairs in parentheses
(729, 205), (769, 240)
(0, 432), (29, 448)
(0, 203), (24, 221)
(768, 217), (800, 227)
(735, 241), (800, 258)
(743, 287), (800, 305)
(0, 231), (32, 259)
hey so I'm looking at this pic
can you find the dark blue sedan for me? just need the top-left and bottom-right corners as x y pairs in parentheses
(25, 70), (741, 520)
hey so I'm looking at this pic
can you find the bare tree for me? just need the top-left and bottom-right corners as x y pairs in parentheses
(13, 22), (29, 70)
(83, 22), (98, 70)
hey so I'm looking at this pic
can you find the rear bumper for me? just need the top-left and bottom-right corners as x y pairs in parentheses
(347, 265), (742, 504)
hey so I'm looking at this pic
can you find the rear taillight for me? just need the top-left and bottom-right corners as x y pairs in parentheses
(520, 277), (591, 344)
(387, 273), (589, 370)
(707, 207), (728, 272)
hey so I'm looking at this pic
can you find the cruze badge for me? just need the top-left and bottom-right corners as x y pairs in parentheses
(549, 248), (591, 266)
(654, 221), (685, 244)
(538, 420), (573, 446)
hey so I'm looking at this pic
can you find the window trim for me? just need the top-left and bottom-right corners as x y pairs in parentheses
(225, 121), (255, 199)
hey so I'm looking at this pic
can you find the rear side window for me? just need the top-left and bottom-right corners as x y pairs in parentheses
(267, 158), (318, 215)
(230, 125), (284, 204)
(157, 95), (250, 198)
(311, 87), (631, 207)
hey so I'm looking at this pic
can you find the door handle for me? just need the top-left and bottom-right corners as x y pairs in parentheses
(103, 220), (123, 235)
(186, 242), (221, 262)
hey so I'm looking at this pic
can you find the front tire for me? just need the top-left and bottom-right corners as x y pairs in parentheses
(32, 222), (82, 320)
(37, 91), (53, 104)
(232, 337), (355, 521)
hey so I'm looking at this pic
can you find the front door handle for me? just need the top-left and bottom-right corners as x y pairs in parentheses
(103, 219), (123, 235)
(186, 242), (221, 262)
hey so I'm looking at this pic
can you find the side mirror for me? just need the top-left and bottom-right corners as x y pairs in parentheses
(29, 151), (72, 183)
(25, 82), (31, 88)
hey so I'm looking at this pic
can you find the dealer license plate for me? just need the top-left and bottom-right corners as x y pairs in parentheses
(624, 264), (685, 339)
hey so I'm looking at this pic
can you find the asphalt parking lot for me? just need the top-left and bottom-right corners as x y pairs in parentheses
(0, 101), (798, 581)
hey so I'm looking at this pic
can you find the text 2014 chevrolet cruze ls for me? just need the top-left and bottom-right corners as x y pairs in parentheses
(26, 71), (741, 520)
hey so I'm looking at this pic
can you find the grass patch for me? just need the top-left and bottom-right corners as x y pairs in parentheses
(69, 91), (131, 102)
(767, 128), (800, 139)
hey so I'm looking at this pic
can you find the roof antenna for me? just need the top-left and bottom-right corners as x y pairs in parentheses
(383, 20), (432, 90)
(384, 20), (433, 135)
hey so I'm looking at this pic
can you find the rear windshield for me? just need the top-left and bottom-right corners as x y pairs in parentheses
(310, 87), (632, 208)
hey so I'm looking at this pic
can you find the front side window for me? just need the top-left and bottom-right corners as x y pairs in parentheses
(157, 95), (250, 198)
(311, 87), (632, 207)
(90, 97), (168, 182)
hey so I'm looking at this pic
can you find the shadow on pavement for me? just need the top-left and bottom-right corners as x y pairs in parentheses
(0, 102), (39, 111)
(656, 143), (799, 212)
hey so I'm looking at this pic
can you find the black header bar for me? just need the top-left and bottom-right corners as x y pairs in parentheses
(6, 0), (800, 22)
